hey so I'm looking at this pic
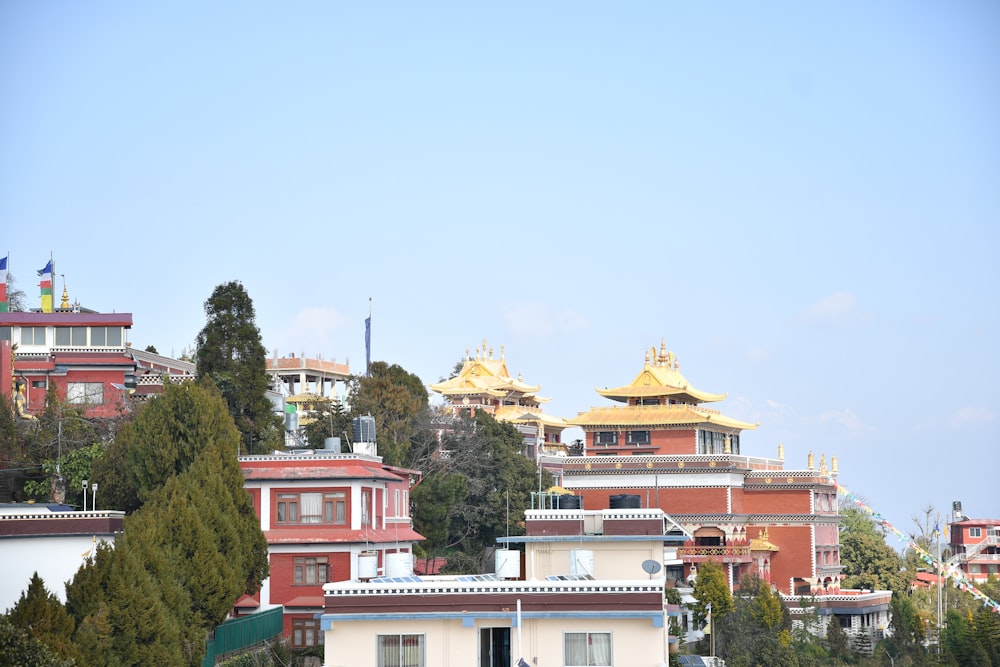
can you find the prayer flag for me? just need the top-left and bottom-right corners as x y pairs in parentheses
(37, 258), (53, 312)
(0, 255), (7, 312)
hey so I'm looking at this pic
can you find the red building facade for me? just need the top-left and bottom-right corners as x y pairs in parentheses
(239, 450), (424, 649)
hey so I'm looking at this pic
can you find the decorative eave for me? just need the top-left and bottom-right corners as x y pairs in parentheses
(595, 339), (725, 404)
(567, 405), (757, 431)
(495, 405), (567, 429)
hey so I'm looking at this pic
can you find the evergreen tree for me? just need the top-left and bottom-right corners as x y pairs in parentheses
(0, 617), (66, 667)
(347, 361), (428, 466)
(195, 281), (280, 454)
(716, 575), (798, 667)
(5, 572), (77, 663)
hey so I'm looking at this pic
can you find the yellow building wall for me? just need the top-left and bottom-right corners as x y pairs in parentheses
(323, 615), (668, 667)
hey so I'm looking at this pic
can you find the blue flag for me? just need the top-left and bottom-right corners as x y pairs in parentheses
(365, 316), (371, 376)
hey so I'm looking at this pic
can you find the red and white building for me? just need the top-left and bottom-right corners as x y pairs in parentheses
(947, 502), (1000, 583)
(548, 340), (892, 648)
(1, 307), (136, 419)
(238, 448), (424, 650)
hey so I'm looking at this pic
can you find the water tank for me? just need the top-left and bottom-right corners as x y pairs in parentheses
(495, 549), (521, 579)
(570, 549), (594, 577)
(357, 551), (378, 580)
(385, 552), (412, 578)
(609, 494), (641, 509)
(353, 415), (376, 443)
(323, 437), (341, 453)
(556, 494), (582, 509)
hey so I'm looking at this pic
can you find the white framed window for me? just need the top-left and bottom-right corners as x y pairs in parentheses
(67, 382), (104, 405)
(970, 527), (982, 538)
(564, 631), (612, 667)
(377, 634), (424, 667)
(55, 327), (87, 346)
(19, 326), (46, 345)
(90, 326), (123, 347)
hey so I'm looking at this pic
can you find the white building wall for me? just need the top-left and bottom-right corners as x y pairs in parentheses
(1, 533), (114, 607)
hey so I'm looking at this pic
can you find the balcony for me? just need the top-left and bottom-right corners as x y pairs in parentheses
(677, 543), (752, 564)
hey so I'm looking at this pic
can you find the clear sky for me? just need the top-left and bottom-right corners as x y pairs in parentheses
(2, 2), (998, 537)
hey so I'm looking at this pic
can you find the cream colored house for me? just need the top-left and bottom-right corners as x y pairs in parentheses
(320, 502), (690, 667)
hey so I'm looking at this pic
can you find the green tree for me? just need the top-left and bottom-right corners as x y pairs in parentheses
(195, 281), (281, 454)
(301, 397), (352, 450)
(5, 572), (77, 663)
(0, 617), (67, 667)
(839, 506), (908, 596)
(716, 575), (798, 667)
(347, 361), (428, 466)
(691, 560), (733, 627)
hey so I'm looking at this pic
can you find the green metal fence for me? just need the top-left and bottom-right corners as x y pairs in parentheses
(202, 606), (284, 667)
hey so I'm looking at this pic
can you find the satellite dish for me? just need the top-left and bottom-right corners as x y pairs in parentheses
(641, 559), (662, 577)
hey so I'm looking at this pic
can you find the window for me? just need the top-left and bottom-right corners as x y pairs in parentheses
(67, 382), (104, 405)
(625, 430), (650, 445)
(277, 494), (299, 523)
(277, 491), (346, 525)
(55, 327), (87, 346)
(594, 431), (617, 446)
(564, 632), (612, 666)
(378, 634), (424, 667)
(292, 618), (321, 648)
(294, 556), (329, 585)
(20, 326), (46, 345)
(325, 492), (347, 524)
(90, 326), (123, 347)
(0, 327), (11, 342)
(970, 527), (982, 538)
(31, 380), (46, 389)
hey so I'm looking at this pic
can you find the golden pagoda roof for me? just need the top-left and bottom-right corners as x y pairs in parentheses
(430, 340), (548, 402)
(494, 405), (568, 429)
(596, 339), (725, 404)
(750, 527), (780, 552)
(567, 404), (758, 430)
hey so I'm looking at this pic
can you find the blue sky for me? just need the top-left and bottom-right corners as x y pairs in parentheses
(2, 2), (997, 536)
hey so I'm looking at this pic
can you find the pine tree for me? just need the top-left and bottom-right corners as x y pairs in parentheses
(5, 572), (77, 663)
(195, 281), (281, 454)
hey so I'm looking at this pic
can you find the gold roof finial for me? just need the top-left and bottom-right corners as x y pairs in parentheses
(465, 347), (470, 361)
(777, 443), (785, 460)
(819, 453), (828, 475)
(659, 338), (667, 364)
(831, 455), (839, 474)
(645, 348), (651, 365)
(501, 344), (505, 362)
(60, 275), (70, 309)
(807, 451), (815, 470)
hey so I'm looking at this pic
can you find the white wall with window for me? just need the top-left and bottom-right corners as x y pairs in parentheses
(322, 616), (667, 667)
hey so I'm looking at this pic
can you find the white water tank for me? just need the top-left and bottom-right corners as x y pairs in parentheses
(495, 549), (521, 579)
(357, 551), (378, 580)
(570, 549), (594, 577)
(385, 551), (413, 578)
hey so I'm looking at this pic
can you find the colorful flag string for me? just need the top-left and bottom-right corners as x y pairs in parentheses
(834, 480), (999, 613)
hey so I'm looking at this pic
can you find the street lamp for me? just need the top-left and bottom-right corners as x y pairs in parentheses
(91, 482), (98, 512)
(82, 479), (88, 511)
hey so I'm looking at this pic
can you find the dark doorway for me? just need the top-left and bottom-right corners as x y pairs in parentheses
(480, 627), (511, 667)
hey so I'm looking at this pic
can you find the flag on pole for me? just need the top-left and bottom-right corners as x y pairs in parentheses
(0, 255), (8, 312)
(705, 602), (712, 634)
(364, 315), (371, 377)
(37, 258), (53, 313)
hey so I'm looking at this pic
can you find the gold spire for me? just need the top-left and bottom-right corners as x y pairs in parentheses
(777, 443), (785, 460)
(807, 451), (815, 470)
(831, 455), (839, 474)
(60, 276), (70, 309)
(819, 453), (828, 476)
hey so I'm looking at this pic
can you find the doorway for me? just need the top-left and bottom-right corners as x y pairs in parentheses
(479, 627), (511, 667)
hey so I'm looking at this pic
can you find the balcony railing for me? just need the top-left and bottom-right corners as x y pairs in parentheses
(676, 544), (752, 563)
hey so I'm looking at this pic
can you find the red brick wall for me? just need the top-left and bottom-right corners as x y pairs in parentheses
(269, 551), (352, 604)
(651, 429), (696, 455)
(744, 488), (811, 514)
(768, 525), (813, 594)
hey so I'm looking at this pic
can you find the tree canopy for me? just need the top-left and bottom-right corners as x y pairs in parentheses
(195, 281), (280, 454)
